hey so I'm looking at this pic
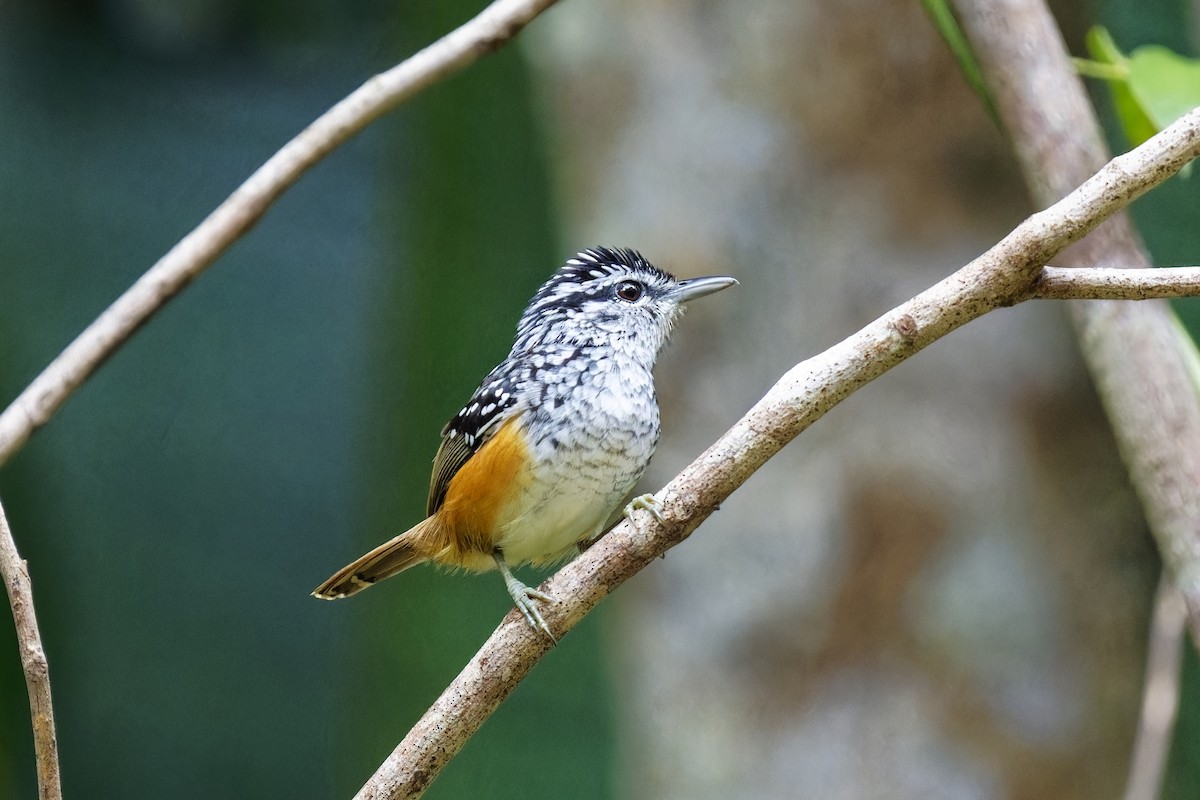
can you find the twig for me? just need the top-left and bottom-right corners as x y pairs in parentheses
(0, 498), (61, 800)
(1034, 266), (1200, 300)
(0, 0), (560, 469)
(950, 0), (1200, 648)
(0, 0), (1195, 793)
(1123, 575), (1186, 800)
(354, 108), (1200, 800)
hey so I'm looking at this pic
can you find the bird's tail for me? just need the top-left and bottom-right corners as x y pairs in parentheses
(312, 517), (440, 599)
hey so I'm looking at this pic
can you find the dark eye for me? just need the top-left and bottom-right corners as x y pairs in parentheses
(615, 280), (644, 302)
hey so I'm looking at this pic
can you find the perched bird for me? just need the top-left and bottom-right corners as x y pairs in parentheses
(313, 247), (736, 638)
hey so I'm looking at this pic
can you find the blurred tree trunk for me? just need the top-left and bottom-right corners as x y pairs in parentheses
(527, 1), (1190, 797)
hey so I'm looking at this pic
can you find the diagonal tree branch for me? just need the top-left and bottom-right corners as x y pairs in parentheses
(354, 107), (1200, 800)
(950, 0), (1200, 648)
(0, 0), (560, 469)
(1, 1), (1197, 796)
(0, 498), (60, 800)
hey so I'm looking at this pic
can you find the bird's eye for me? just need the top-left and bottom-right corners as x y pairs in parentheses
(615, 280), (644, 302)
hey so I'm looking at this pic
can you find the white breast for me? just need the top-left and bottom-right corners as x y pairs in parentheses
(493, 349), (660, 566)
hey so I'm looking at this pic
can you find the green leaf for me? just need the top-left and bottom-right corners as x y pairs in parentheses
(1084, 25), (1127, 66)
(1084, 26), (1158, 146)
(921, 0), (997, 122)
(1126, 44), (1200, 132)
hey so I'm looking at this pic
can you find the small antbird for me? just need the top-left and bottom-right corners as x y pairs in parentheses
(313, 247), (736, 638)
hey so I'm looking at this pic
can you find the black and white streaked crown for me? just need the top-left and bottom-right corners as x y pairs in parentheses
(512, 247), (677, 352)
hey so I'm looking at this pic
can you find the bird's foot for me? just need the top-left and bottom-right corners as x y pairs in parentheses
(623, 493), (665, 533)
(494, 553), (558, 642)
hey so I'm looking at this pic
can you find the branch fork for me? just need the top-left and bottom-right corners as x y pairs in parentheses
(354, 106), (1200, 798)
(3, 1), (1200, 798)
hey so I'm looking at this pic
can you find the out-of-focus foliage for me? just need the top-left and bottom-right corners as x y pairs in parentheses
(1079, 25), (1200, 148)
(1091, 2), (1200, 327)
(921, 0), (998, 121)
(1081, 26), (1160, 145)
(0, 1), (614, 798)
(4, 0), (1200, 797)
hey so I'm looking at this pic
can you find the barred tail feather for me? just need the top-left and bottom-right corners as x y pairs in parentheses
(312, 518), (440, 599)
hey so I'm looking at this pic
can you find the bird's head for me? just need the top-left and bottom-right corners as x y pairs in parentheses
(513, 247), (737, 361)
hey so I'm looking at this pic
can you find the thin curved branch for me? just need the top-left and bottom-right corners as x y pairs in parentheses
(354, 107), (1200, 800)
(0, 498), (60, 800)
(1123, 574), (1186, 800)
(0, 0), (560, 469)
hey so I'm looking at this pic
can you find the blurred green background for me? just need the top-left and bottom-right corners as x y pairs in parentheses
(1, 0), (1199, 798)
(0, 1), (613, 797)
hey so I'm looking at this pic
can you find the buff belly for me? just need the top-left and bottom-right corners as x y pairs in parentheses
(492, 470), (626, 566)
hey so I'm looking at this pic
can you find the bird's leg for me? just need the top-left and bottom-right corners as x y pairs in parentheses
(493, 551), (558, 641)
(623, 493), (665, 533)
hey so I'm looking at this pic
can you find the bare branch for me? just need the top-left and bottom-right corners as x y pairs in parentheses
(0, 0), (560, 469)
(0, 0), (1196, 794)
(0, 498), (61, 800)
(1034, 266), (1200, 300)
(950, 0), (1200, 648)
(1123, 575), (1186, 800)
(354, 108), (1200, 800)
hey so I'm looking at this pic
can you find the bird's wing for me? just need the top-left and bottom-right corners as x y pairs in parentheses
(427, 366), (521, 516)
